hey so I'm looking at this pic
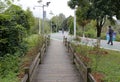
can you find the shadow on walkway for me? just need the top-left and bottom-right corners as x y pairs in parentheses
(32, 39), (83, 82)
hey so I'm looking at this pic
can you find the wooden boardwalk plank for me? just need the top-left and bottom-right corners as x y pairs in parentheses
(32, 40), (83, 82)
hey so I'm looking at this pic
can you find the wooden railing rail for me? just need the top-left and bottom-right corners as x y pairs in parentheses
(63, 37), (96, 82)
(21, 35), (50, 82)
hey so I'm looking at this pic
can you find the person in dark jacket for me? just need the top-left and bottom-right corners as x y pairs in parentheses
(107, 26), (114, 45)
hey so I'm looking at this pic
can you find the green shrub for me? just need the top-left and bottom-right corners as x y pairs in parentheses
(0, 54), (20, 82)
(85, 29), (96, 38)
(115, 34), (120, 41)
(0, 72), (19, 82)
(25, 34), (44, 50)
(101, 33), (106, 40)
(76, 30), (83, 36)
(0, 54), (20, 77)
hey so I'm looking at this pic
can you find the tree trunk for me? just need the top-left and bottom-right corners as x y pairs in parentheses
(96, 18), (103, 48)
(96, 16), (106, 47)
(82, 26), (85, 37)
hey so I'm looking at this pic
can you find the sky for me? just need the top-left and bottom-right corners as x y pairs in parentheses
(14, 0), (74, 19)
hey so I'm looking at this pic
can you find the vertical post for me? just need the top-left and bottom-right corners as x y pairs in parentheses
(67, 41), (70, 52)
(42, 6), (45, 34)
(74, 8), (76, 38)
(39, 18), (41, 34)
(51, 21), (52, 34)
(25, 67), (29, 82)
(39, 48), (42, 64)
(87, 68), (91, 82)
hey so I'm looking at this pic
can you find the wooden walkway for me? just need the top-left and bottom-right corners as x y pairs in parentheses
(32, 39), (83, 82)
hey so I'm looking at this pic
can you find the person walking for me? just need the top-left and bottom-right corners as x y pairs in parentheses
(107, 26), (114, 45)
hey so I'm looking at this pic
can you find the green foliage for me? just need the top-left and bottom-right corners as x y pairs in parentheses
(5, 5), (31, 30)
(0, 54), (20, 82)
(85, 29), (96, 38)
(0, 14), (27, 56)
(0, 72), (19, 82)
(73, 43), (120, 81)
(44, 20), (51, 34)
(25, 34), (44, 49)
(0, 1), (6, 12)
(26, 8), (35, 34)
(76, 45), (89, 56)
(67, 16), (74, 34)
(68, 0), (120, 41)
(0, 54), (20, 77)
(116, 34), (120, 41)
(51, 13), (66, 32)
(90, 50), (120, 82)
(0, 34), (44, 81)
(31, 18), (40, 34)
(0, 4), (35, 56)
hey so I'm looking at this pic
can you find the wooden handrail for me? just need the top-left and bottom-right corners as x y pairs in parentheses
(21, 35), (50, 82)
(64, 38), (96, 82)
(88, 73), (96, 82)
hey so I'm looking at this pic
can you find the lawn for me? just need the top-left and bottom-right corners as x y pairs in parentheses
(72, 44), (120, 82)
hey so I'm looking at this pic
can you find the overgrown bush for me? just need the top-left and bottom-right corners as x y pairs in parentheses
(0, 54), (20, 82)
(85, 29), (96, 38)
(116, 34), (120, 41)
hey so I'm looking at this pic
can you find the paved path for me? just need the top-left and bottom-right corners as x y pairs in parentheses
(80, 37), (120, 51)
(32, 39), (83, 82)
(50, 32), (120, 51)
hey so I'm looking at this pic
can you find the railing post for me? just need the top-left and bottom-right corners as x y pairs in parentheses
(87, 68), (91, 82)
(39, 44), (43, 64)
(67, 41), (70, 52)
(39, 50), (42, 64)
(48, 35), (50, 45)
(45, 36), (47, 52)
(25, 67), (29, 82)
(63, 36), (65, 43)
(73, 51), (75, 64)
(65, 38), (67, 46)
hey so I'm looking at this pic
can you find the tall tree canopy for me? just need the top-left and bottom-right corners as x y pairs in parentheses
(68, 0), (120, 46)
(50, 13), (66, 32)
(0, 4), (34, 56)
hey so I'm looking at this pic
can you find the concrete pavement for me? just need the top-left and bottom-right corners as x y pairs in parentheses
(50, 32), (120, 51)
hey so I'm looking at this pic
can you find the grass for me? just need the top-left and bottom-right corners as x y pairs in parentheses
(72, 44), (120, 82)
(24, 34), (45, 50)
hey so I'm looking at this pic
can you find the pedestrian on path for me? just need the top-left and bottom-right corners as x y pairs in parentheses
(107, 26), (114, 45)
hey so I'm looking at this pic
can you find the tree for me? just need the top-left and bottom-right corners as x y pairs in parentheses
(62, 18), (68, 31)
(67, 16), (74, 34)
(0, 14), (25, 56)
(87, 0), (120, 46)
(5, 5), (30, 31)
(0, 4), (34, 56)
(58, 13), (66, 30)
(76, 7), (90, 37)
(50, 13), (66, 32)
(68, 0), (120, 47)
(68, 0), (90, 37)
(0, 0), (19, 13)
(25, 8), (35, 34)
(0, 1), (6, 12)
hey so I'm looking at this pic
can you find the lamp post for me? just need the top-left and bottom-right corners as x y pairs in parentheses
(74, 6), (78, 38)
(74, 8), (76, 38)
(34, 0), (50, 34)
